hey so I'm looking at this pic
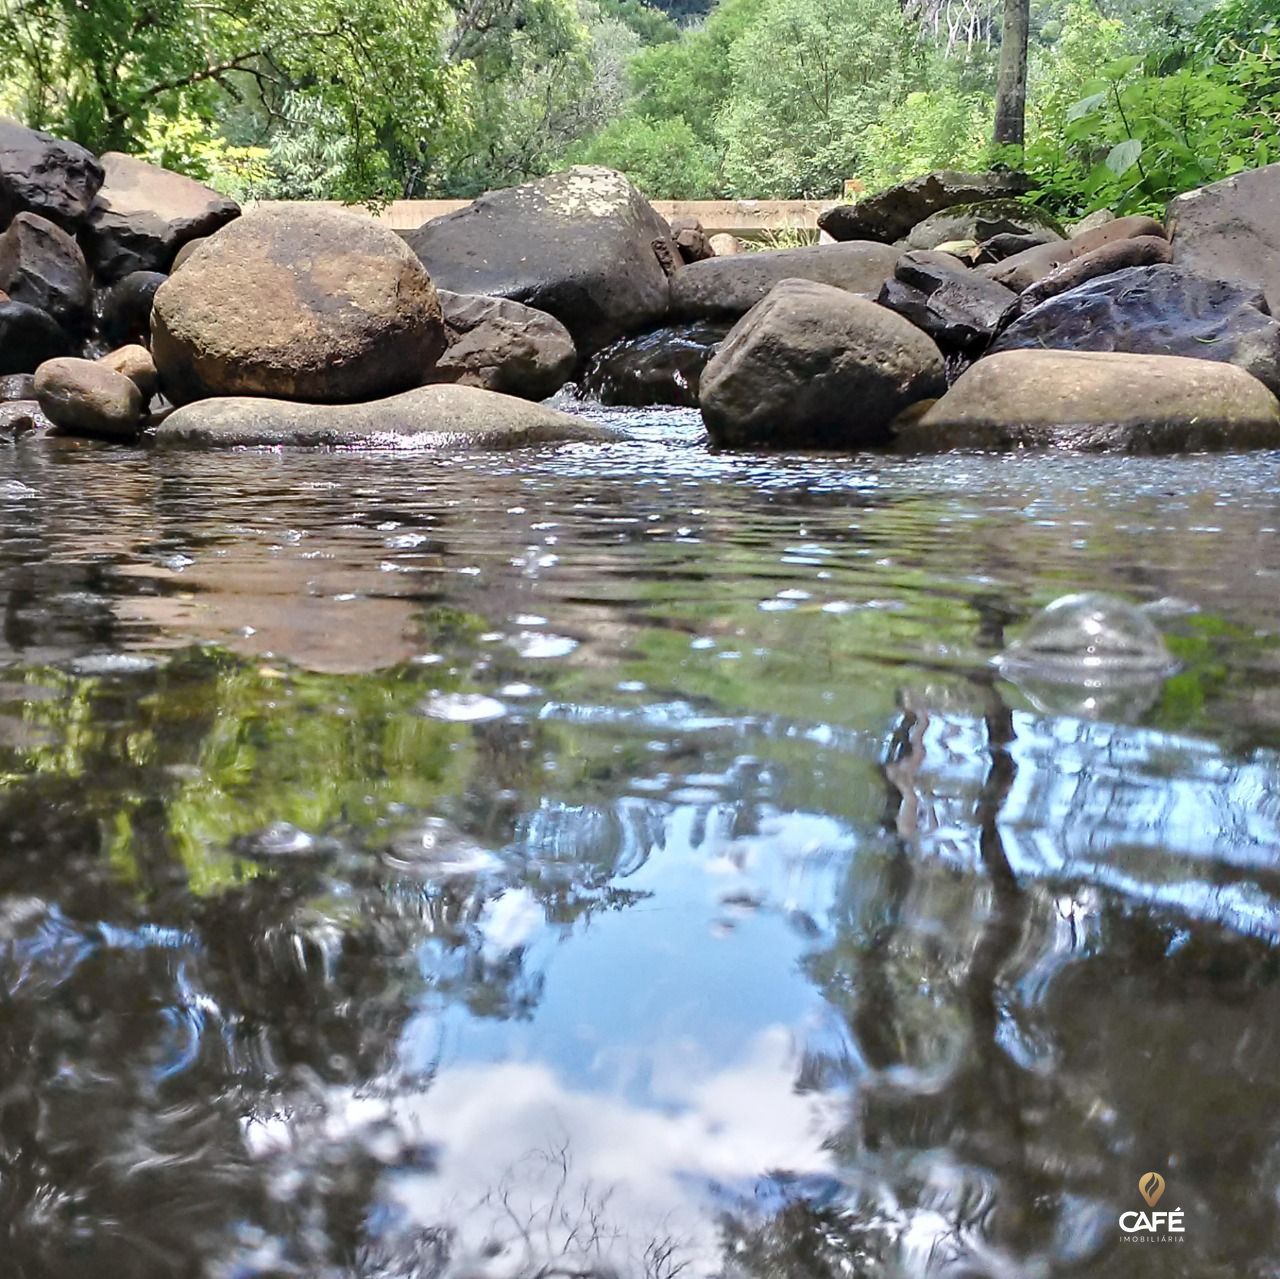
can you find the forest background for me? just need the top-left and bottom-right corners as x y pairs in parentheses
(0, 0), (1276, 221)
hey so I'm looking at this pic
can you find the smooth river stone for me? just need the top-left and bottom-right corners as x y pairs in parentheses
(150, 383), (623, 448)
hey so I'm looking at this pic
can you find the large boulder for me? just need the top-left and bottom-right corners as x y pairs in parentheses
(900, 349), (1280, 452)
(100, 270), (166, 347)
(991, 264), (1280, 395)
(877, 251), (1015, 352)
(0, 212), (92, 331)
(0, 121), (103, 231)
(0, 299), (72, 374)
(1168, 163), (1280, 313)
(581, 320), (730, 407)
(699, 278), (945, 449)
(150, 383), (623, 449)
(152, 206), (446, 404)
(902, 200), (1064, 252)
(979, 215), (1165, 292)
(404, 167), (677, 355)
(429, 291), (576, 401)
(818, 171), (1031, 244)
(34, 356), (143, 439)
(83, 152), (241, 282)
(669, 242), (899, 322)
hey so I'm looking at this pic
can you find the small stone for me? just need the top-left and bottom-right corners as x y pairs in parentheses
(34, 356), (143, 439)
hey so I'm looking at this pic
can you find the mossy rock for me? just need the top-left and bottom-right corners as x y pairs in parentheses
(902, 201), (1065, 252)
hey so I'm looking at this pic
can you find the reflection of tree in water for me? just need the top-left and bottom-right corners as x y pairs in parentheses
(757, 670), (1280, 1277)
(0, 648), (681, 1277)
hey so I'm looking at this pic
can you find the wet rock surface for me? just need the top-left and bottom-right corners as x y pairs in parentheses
(0, 121), (103, 231)
(581, 321), (729, 407)
(34, 356), (143, 439)
(0, 299), (72, 374)
(993, 264), (1280, 395)
(877, 251), (1015, 353)
(0, 212), (91, 332)
(151, 383), (623, 448)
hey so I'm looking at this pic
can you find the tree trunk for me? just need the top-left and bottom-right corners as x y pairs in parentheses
(993, 0), (1030, 146)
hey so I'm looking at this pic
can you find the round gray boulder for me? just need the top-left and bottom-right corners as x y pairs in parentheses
(152, 206), (446, 405)
(699, 277), (946, 449)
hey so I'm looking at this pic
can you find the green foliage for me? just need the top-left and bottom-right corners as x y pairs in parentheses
(1013, 0), (1280, 217)
(566, 115), (718, 195)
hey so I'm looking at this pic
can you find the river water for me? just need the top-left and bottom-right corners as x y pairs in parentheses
(2, 407), (1280, 1279)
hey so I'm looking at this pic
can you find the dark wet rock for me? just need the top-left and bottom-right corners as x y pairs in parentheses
(669, 215), (713, 263)
(0, 212), (91, 331)
(0, 399), (52, 436)
(668, 242), (899, 322)
(1168, 163), (1280, 313)
(99, 344), (159, 400)
(899, 349), (1280, 452)
(99, 270), (166, 347)
(700, 278), (945, 449)
(430, 291), (576, 401)
(877, 251), (1015, 352)
(0, 300), (72, 374)
(405, 167), (677, 356)
(0, 373), (35, 402)
(34, 356), (143, 439)
(1013, 236), (1173, 315)
(82, 153), (240, 282)
(975, 229), (1063, 263)
(902, 200), (1064, 252)
(993, 264), (1280, 395)
(818, 170), (1031, 244)
(581, 320), (730, 407)
(153, 206), (446, 405)
(150, 383), (623, 449)
(980, 214), (1166, 292)
(0, 121), (103, 232)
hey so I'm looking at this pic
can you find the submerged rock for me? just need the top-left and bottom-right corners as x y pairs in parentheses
(580, 320), (729, 407)
(700, 278), (945, 449)
(152, 205), (446, 404)
(150, 383), (622, 449)
(899, 349), (1280, 453)
(669, 242), (899, 321)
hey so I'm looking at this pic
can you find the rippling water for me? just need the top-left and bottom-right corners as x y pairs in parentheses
(3, 409), (1280, 1278)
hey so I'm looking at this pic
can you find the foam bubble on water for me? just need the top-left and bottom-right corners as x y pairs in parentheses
(235, 821), (321, 860)
(421, 691), (508, 723)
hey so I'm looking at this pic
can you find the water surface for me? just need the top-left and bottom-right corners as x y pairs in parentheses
(3, 410), (1280, 1278)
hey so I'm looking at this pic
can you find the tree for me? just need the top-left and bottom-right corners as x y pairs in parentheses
(993, 0), (1031, 144)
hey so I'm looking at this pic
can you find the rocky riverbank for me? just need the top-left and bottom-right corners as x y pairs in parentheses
(2, 118), (1280, 453)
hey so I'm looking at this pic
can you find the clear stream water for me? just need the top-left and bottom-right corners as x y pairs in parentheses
(3, 406), (1280, 1279)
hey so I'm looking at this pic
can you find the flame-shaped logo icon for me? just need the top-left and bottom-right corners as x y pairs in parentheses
(1139, 1172), (1166, 1207)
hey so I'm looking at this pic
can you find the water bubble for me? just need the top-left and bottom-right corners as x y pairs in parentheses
(385, 817), (499, 877)
(996, 592), (1177, 719)
(234, 821), (324, 861)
